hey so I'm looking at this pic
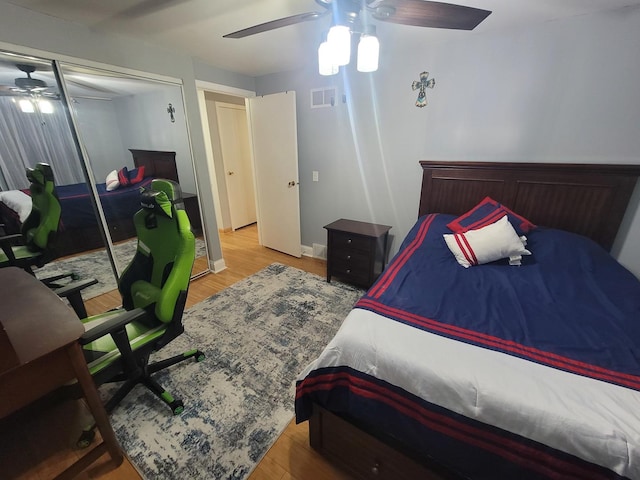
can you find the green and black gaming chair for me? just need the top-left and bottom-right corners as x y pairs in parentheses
(0, 163), (97, 317)
(77, 178), (204, 447)
(0, 163), (61, 272)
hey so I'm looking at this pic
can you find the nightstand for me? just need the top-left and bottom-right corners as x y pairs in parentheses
(324, 219), (392, 288)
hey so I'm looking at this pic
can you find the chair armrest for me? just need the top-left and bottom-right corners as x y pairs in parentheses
(53, 278), (99, 297)
(0, 233), (23, 261)
(50, 277), (99, 319)
(80, 308), (148, 345)
(0, 233), (23, 244)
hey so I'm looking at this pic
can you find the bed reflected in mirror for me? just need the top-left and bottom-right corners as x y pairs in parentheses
(0, 50), (208, 313)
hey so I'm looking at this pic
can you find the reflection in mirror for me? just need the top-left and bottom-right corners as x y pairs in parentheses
(0, 50), (117, 298)
(59, 63), (208, 302)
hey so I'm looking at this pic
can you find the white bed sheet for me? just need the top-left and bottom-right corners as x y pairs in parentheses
(298, 308), (640, 478)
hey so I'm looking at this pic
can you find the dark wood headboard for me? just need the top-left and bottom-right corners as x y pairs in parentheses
(419, 161), (640, 251)
(129, 149), (179, 183)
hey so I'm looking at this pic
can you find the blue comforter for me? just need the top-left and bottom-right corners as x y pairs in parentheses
(358, 214), (640, 390)
(53, 177), (153, 230)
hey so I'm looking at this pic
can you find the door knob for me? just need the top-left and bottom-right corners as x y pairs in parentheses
(228, 171), (235, 175)
(287, 180), (299, 188)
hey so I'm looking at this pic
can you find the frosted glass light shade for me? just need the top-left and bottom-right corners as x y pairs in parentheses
(19, 99), (34, 113)
(357, 34), (379, 72)
(318, 41), (338, 76)
(38, 99), (54, 114)
(327, 25), (351, 66)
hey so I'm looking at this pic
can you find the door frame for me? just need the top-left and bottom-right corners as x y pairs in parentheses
(196, 81), (256, 273)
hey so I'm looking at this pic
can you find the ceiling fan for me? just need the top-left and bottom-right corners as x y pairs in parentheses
(0, 64), (60, 99)
(223, 0), (492, 39)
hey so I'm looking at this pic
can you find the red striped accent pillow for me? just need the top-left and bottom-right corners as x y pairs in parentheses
(444, 216), (531, 268)
(446, 197), (536, 236)
(117, 167), (130, 187)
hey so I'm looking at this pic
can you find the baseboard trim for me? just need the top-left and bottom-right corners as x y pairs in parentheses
(211, 258), (227, 273)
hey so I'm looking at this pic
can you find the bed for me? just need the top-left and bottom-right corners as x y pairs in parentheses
(0, 149), (179, 257)
(296, 161), (640, 480)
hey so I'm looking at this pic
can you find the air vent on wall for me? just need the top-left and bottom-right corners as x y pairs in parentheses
(310, 87), (336, 108)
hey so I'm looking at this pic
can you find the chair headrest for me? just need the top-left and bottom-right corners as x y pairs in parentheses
(26, 163), (54, 187)
(139, 179), (183, 219)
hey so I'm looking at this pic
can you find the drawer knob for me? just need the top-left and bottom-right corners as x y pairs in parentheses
(346, 269), (351, 274)
(346, 255), (351, 260)
(347, 238), (352, 244)
(371, 463), (380, 475)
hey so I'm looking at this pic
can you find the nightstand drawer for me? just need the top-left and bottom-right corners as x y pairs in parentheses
(331, 251), (370, 270)
(331, 231), (373, 253)
(331, 264), (370, 286)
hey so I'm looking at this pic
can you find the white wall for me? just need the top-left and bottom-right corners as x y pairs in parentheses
(256, 6), (640, 278)
(114, 88), (196, 193)
(73, 98), (126, 181)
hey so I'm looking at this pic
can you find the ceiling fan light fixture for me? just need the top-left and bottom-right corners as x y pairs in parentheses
(357, 29), (379, 73)
(318, 41), (339, 76)
(327, 24), (351, 66)
(38, 99), (54, 114)
(19, 99), (34, 113)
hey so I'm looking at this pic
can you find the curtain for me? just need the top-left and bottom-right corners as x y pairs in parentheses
(0, 96), (85, 190)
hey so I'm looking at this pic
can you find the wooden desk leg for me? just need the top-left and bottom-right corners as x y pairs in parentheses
(67, 343), (123, 467)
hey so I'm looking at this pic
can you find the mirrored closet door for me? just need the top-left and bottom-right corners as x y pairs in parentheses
(0, 50), (208, 311)
(58, 62), (208, 281)
(0, 50), (120, 296)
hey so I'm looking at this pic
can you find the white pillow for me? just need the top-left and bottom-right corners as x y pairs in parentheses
(105, 170), (120, 191)
(444, 215), (531, 268)
(0, 190), (32, 222)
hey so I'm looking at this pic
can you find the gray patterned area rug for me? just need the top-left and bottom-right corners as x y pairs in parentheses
(103, 263), (364, 480)
(34, 238), (207, 300)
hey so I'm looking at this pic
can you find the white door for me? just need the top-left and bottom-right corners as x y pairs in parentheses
(247, 91), (301, 257)
(216, 102), (257, 230)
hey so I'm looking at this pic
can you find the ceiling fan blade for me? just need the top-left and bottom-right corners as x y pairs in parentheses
(372, 0), (491, 30)
(224, 11), (327, 39)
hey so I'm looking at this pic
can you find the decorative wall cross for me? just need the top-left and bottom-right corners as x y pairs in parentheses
(167, 103), (176, 123)
(411, 71), (436, 108)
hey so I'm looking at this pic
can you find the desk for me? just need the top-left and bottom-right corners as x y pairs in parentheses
(0, 267), (122, 479)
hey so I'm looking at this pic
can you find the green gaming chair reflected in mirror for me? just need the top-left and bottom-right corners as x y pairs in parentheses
(0, 163), (60, 271)
(76, 178), (204, 448)
(0, 163), (96, 317)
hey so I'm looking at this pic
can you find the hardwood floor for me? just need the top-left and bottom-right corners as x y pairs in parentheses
(0, 224), (353, 480)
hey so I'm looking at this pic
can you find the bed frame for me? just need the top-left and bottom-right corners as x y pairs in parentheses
(309, 161), (640, 480)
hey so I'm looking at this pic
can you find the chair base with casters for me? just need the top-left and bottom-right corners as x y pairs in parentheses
(77, 345), (205, 447)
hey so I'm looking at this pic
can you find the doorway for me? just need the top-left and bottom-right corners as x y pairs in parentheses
(201, 90), (253, 235)
(215, 101), (256, 231)
(198, 86), (302, 266)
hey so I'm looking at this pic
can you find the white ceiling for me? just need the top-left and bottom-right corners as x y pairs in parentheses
(4, 0), (640, 77)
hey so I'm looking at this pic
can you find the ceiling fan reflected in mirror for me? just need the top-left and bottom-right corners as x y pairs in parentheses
(0, 64), (59, 97)
(223, 0), (491, 75)
(0, 64), (61, 113)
